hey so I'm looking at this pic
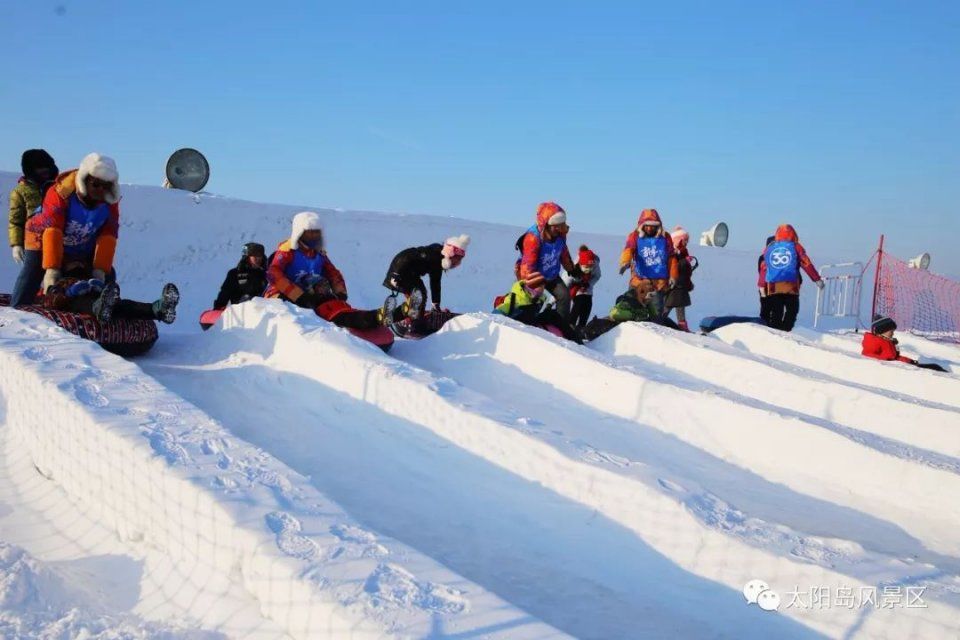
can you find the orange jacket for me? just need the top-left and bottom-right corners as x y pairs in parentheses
(862, 332), (915, 364)
(24, 170), (119, 272)
(618, 209), (679, 291)
(760, 224), (821, 295)
(263, 240), (346, 302)
(518, 202), (574, 281)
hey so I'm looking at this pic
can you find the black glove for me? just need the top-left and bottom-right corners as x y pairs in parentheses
(297, 292), (321, 308)
(335, 291), (348, 301)
(569, 264), (583, 279)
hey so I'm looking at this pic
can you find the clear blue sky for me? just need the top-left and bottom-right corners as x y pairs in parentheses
(3, 1), (958, 275)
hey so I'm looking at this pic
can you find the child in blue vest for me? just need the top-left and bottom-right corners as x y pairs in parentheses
(760, 224), (823, 331)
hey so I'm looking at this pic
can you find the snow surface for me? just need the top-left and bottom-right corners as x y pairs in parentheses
(1, 171), (959, 638)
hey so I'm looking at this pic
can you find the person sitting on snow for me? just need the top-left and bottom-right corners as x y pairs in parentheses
(563, 245), (601, 330)
(664, 226), (698, 332)
(493, 270), (581, 343)
(9, 149), (59, 305)
(582, 279), (679, 341)
(517, 202), (581, 321)
(382, 234), (469, 321)
(213, 242), (269, 309)
(44, 261), (178, 324)
(759, 224), (824, 332)
(861, 315), (947, 372)
(618, 208), (679, 319)
(264, 211), (381, 329)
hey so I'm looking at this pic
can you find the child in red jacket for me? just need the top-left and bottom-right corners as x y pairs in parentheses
(862, 316), (947, 372)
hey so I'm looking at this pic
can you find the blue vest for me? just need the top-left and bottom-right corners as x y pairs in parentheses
(284, 248), (327, 290)
(765, 241), (799, 283)
(632, 236), (669, 279)
(63, 196), (111, 259)
(527, 224), (566, 280)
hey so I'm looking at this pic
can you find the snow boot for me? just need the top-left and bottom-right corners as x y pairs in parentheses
(678, 320), (690, 332)
(406, 289), (424, 320)
(152, 283), (180, 324)
(92, 281), (120, 324)
(380, 294), (399, 326)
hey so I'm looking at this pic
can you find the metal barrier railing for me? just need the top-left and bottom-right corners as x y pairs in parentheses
(814, 262), (864, 330)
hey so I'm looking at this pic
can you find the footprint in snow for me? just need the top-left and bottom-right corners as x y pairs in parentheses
(22, 346), (52, 362)
(74, 380), (109, 408)
(265, 511), (319, 560)
(146, 429), (191, 465)
(363, 563), (468, 614)
(330, 523), (389, 557)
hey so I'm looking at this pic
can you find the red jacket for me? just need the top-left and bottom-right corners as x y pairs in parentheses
(760, 224), (821, 295)
(861, 332), (915, 364)
(263, 240), (346, 303)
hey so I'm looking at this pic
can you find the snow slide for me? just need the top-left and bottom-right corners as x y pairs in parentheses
(712, 323), (960, 410)
(145, 300), (958, 638)
(0, 307), (561, 639)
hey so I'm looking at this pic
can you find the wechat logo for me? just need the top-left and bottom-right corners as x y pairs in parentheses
(744, 579), (780, 612)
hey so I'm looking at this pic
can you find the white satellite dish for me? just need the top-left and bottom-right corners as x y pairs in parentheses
(908, 253), (931, 270)
(699, 222), (729, 247)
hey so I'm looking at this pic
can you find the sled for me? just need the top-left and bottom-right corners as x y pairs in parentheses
(387, 309), (460, 339)
(699, 315), (766, 334)
(199, 306), (394, 353)
(1, 293), (158, 357)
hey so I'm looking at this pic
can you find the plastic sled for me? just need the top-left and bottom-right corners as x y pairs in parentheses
(699, 315), (766, 334)
(2, 293), (158, 357)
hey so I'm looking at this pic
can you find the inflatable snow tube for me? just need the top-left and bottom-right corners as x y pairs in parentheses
(200, 307), (394, 352)
(699, 315), (766, 334)
(1, 294), (158, 357)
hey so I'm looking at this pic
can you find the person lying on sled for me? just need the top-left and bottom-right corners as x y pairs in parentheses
(43, 260), (178, 324)
(264, 211), (380, 329)
(862, 315), (948, 372)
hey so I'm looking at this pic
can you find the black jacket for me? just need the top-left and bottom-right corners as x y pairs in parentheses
(213, 261), (268, 309)
(383, 243), (444, 304)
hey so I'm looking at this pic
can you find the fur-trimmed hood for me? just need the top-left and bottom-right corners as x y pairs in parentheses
(636, 209), (665, 237)
(75, 153), (120, 204)
(290, 211), (323, 249)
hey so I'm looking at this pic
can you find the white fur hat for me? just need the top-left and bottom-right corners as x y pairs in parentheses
(76, 152), (120, 204)
(443, 234), (470, 252)
(547, 210), (566, 226)
(290, 211), (323, 248)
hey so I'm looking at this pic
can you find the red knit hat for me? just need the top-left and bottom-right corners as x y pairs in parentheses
(578, 245), (596, 267)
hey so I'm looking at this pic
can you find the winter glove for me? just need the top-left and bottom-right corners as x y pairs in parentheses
(569, 264), (583, 279)
(41, 269), (61, 294)
(335, 291), (348, 301)
(87, 278), (106, 293)
(91, 269), (107, 283)
(618, 265), (629, 275)
(11, 246), (24, 264)
(815, 279), (825, 290)
(297, 291), (321, 309)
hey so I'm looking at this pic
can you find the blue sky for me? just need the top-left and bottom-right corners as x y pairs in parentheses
(3, 1), (958, 275)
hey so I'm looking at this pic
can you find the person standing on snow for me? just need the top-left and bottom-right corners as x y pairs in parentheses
(760, 223), (824, 332)
(664, 226), (698, 331)
(382, 234), (469, 320)
(9, 149), (59, 303)
(264, 211), (381, 329)
(517, 201), (581, 321)
(563, 245), (601, 330)
(213, 242), (269, 309)
(618, 208), (679, 319)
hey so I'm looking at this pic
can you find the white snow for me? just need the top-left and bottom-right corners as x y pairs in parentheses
(2, 170), (959, 638)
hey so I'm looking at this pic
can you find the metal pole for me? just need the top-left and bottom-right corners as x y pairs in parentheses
(870, 234), (884, 322)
